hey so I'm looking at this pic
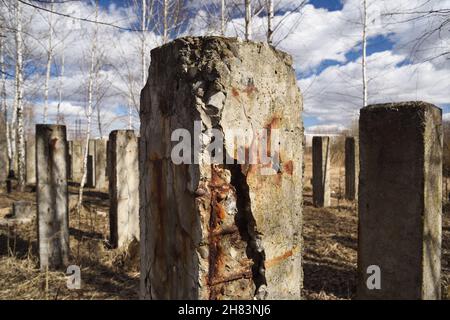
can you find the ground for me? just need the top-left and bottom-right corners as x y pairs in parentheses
(0, 156), (449, 299)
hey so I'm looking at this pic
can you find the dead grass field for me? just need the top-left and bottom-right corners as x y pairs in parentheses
(0, 186), (139, 300)
(0, 154), (449, 300)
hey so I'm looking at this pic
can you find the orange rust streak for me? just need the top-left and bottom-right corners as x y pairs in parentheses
(265, 246), (299, 269)
(283, 160), (294, 175)
(243, 84), (258, 96)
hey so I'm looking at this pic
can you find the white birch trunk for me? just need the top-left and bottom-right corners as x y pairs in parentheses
(43, 0), (54, 124)
(57, 40), (65, 124)
(14, 1), (25, 191)
(267, 0), (274, 44)
(362, 0), (368, 108)
(245, 0), (252, 41)
(0, 32), (12, 168)
(141, 0), (147, 87)
(221, 0), (226, 36)
(77, 0), (98, 213)
(163, 0), (168, 44)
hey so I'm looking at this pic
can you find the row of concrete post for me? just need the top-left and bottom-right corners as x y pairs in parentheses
(312, 136), (358, 207)
(0, 37), (444, 300)
(34, 126), (139, 270)
(311, 102), (442, 299)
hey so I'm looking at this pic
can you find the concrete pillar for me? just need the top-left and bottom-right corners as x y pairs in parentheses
(357, 102), (442, 300)
(86, 139), (96, 188)
(344, 137), (358, 201)
(108, 130), (139, 249)
(139, 37), (303, 300)
(71, 140), (84, 183)
(36, 124), (70, 271)
(95, 139), (108, 191)
(0, 115), (7, 192)
(25, 138), (36, 185)
(312, 136), (331, 207)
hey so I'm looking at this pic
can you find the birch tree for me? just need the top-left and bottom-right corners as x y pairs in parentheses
(0, 31), (12, 171)
(14, 1), (26, 191)
(77, 0), (99, 215)
(43, 0), (54, 124)
(362, 0), (368, 107)
(56, 39), (65, 124)
(244, 0), (251, 40)
(266, 0), (273, 43)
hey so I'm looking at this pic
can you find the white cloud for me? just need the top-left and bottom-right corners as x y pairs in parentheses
(1, 0), (449, 136)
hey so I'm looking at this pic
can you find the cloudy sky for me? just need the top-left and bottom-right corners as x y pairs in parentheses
(2, 0), (449, 137)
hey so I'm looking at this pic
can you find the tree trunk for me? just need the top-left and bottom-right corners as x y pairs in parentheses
(141, 0), (147, 87)
(267, 0), (274, 43)
(77, 0), (98, 216)
(221, 0), (226, 36)
(362, 0), (368, 107)
(245, 0), (252, 41)
(57, 40), (65, 124)
(163, 0), (168, 44)
(43, 1), (53, 124)
(14, 1), (25, 191)
(0, 32), (11, 172)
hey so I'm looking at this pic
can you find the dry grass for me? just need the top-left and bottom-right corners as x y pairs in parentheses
(302, 148), (450, 300)
(0, 187), (139, 300)
(1, 153), (450, 299)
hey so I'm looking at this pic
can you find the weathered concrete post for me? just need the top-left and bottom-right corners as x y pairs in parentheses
(95, 139), (108, 191)
(312, 136), (330, 207)
(344, 137), (358, 201)
(358, 102), (442, 300)
(36, 124), (70, 271)
(71, 140), (84, 183)
(108, 130), (139, 248)
(140, 37), (303, 300)
(0, 115), (7, 192)
(25, 138), (36, 185)
(87, 139), (96, 188)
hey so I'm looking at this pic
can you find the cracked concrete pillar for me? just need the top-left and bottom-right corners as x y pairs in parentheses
(345, 137), (358, 201)
(95, 139), (108, 191)
(0, 115), (7, 192)
(140, 37), (303, 300)
(26, 138), (36, 185)
(357, 102), (442, 300)
(312, 136), (330, 207)
(36, 124), (69, 271)
(108, 130), (139, 248)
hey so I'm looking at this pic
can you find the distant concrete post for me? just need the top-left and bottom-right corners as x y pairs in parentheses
(344, 137), (358, 201)
(87, 139), (96, 188)
(95, 139), (108, 191)
(71, 140), (84, 183)
(0, 114), (7, 192)
(312, 136), (331, 207)
(26, 138), (36, 185)
(108, 130), (139, 248)
(36, 124), (70, 271)
(358, 102), (442, 300)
